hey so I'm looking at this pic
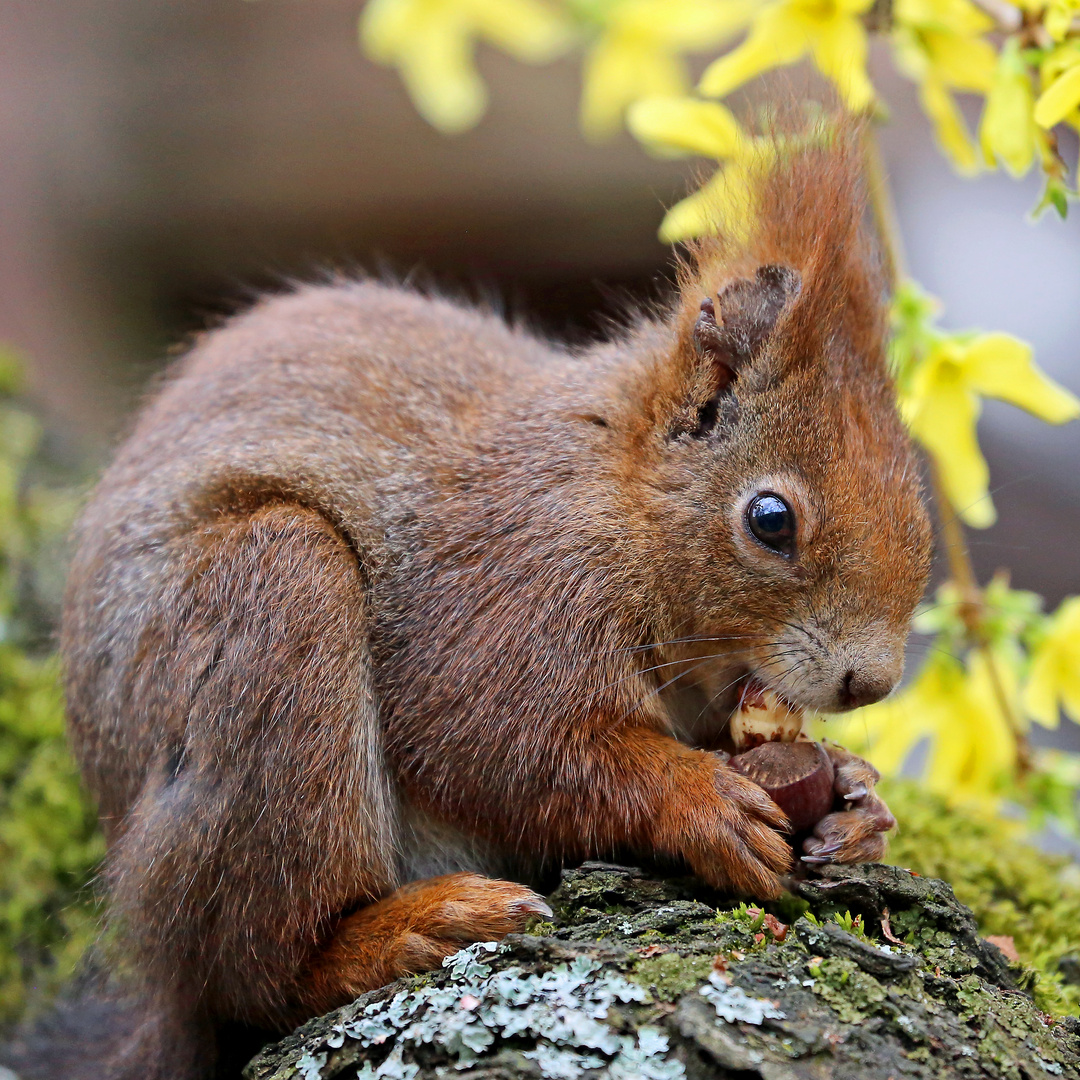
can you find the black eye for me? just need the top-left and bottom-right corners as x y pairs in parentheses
(746, 493), (796, 556)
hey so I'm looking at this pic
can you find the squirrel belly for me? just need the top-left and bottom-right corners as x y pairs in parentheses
(53, 122), (931, 1080)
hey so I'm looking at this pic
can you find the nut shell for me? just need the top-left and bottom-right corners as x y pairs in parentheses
(730, 741), (835, 833)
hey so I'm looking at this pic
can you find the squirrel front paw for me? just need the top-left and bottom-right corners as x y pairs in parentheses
(671, 760), (793, 899)
(801, 743), (896, 865)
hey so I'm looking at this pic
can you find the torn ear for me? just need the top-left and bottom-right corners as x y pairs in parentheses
(667, 264), (801, 439)
(693, 265), (802, 389)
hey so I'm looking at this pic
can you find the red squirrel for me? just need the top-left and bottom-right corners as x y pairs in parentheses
(55, 121), (931, 1078)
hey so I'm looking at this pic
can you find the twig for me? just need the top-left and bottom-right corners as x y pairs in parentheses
(864, 128), (1032, 783)
(862, 126), (908, 287)
(928, 461), (981, 629)
(982, 641), (1034, 775)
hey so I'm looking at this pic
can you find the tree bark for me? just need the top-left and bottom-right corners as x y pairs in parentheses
(244, 862), (1080, 1079)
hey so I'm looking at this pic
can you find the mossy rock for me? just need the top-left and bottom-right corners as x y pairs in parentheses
(243, 862), (1080, 1080)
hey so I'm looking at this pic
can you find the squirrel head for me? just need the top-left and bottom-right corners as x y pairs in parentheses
(593, 120), (932, 719)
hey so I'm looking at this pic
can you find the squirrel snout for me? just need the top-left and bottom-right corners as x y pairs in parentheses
(837, 668), (894, 710)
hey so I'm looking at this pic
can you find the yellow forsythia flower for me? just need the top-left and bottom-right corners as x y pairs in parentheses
(579, 0), (754, 139)
(979, 37), (1039, 177)
(1045, 0), (1080, 42)
(1035, 40), (1080, 129)
(925, 647), (1022, 805)
(698, 0), (875, 112)
(360, 0), (574, 133)
(626, 96), (767, 240)
(846, 649), (1019, 807)
(901, 332), (1080, 528)
(831, 574), (1049, 807)
(1024, 597), (1080, 727)
(890, 0), (996, 173)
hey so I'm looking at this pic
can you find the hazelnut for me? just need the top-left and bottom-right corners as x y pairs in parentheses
(730, 741), (835, 833)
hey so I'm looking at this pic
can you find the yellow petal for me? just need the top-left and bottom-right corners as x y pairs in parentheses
(1024, 647), (1064, 727)
(836, 0), (876, 15)
(360, 0), (425, 60)
(1023, 598), (1080, 725)
(620, 0), (757, 49)
(398, 20), (488, 133)
(979, 38), (1037, 177)
(891, 26), (931, 83)
(926, 650), (1016, 801)
(466, 0), (575, 60)
(894, 0), (994, 37)
(627, 96), (747, 158)
(968, 653), (1021, 777)
(1035, 61), (1080, 128)
(924, 712), (978, 798)
(918, 76), (981, 175)
(910, 660), (973, 788)
(581, 36), (687, 139)
(1063, 670), (1080, 723)
(1044, 0), (1080, 40)
(962, 333), (1080, 423)
(658, 158), (757, 242)
(809, 15), (875, 111)
(903, 348), (995, 527)
(698, 6), (810, 98)
(923, 30), (997, 92)
(1041, 40), (1080, 87)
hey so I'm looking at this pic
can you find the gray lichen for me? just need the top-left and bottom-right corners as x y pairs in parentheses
(244, 863), (1080, 1080)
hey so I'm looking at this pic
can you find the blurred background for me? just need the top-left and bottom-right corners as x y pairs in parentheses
(0, 1), (1077, 689)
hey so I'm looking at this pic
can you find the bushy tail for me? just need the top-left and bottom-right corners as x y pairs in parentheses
(3, 988), (145, 1080)
(0, 975), (269, 1080)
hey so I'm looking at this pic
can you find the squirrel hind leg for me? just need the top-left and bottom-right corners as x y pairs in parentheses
(299, 873), (551, 1017)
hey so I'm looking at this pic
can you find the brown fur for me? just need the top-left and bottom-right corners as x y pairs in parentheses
(58, 118), (931, 1078)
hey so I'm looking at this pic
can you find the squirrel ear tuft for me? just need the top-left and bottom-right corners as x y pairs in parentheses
(693, 265), (801, 385)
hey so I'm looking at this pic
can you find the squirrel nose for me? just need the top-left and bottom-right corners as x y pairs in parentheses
(838, 669), (893, 710)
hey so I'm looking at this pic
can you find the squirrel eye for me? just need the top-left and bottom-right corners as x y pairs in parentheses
(746, 493), (796, 556)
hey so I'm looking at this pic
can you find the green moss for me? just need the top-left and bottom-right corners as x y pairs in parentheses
(0, 358), (102, 1026)
(805, 955), (887, 1022)
(630, 953), (713, 1000)
(772, 891), (810, 926)
(883, 778), (1080, 1014)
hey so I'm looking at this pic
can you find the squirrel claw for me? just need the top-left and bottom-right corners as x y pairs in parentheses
(513, 897), (554, 918)
(802, 841), (842, 863)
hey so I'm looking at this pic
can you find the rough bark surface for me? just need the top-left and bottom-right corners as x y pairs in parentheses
(243, 863), (1080, 1080)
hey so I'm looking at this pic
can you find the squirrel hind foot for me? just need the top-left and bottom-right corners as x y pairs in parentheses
(299, 873), (550, 1018)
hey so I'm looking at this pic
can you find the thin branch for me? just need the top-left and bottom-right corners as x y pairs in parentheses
(864, 126), (1033, 785)
(862, 125), (909, 288)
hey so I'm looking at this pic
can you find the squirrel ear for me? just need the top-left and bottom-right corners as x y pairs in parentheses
(693, 264), (802, 388)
